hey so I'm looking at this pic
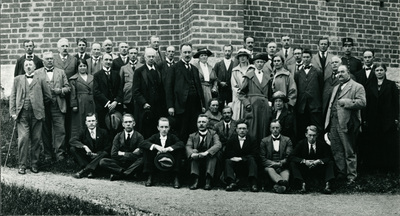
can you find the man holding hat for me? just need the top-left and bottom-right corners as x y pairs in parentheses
(341, 37), (362, 75)
(140, 117), (185, 188)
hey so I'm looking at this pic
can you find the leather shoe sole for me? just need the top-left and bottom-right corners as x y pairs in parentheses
(30, 167), (39, 173)
(18, 168), (26, 175)
(204, 184), (212, 190)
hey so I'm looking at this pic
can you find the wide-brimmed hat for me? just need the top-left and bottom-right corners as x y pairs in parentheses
(193, 47), (213, 58)
(154, 152), (175, 172)
(105, 111), (122, 130)
(235, 48), (251, 59)
(271, 91), (289, 103)
(252, 53), (268, 62)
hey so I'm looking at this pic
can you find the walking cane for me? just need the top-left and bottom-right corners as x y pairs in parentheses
(4, 121), (17, 167)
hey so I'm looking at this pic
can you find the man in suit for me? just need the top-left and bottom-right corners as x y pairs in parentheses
(159, 45), (176, 88)
(294, 49), (324, 139)
(355, 49), (376, 88)
(311, 37), (333, 82)
(149, 35), (165, 67)
(37, 51), (71, 162)
(93, 53), (123, 130)
(14, 40), (44, 77)
(132, 48), (166, 138)
(10, 60), (51, 174)
(287, 47), (303, 74)
(322, 56), (342, 116)
(70, 113), (110, 179)
(102, 39), (118, 59)
(260, 120), (293, 193)
(111, 42), (129, 72)
(325, 65), (366, 185)
(53, 38), (77, 79)
(75, 38), (91, 60)
(100, 114), (144, 181)
(243, 36), (254, 59)
(277, 36), (295, 68)
(262, 42), (278, 77)
(87, 42), (103, 75)
(213, 44), (235, 111)
(224, 119), (259, 192)
(140, 117), (185, 188)
(341, 38), (362, 75)
(120, 47), (142, 114)
(166, 43), (205, 142)
(186, 114), (222, 190)
(290, 125), (335, 194)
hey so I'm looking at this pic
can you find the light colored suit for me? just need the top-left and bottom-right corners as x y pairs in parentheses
(87, 56), (103, 75)
(277, 48), (295, 68)
(311, 52), (333, 81)
(53, 53), (77, 79)
(120, 62), (143, 104)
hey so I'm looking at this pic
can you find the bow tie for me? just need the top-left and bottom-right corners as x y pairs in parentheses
(26, 74), (34, 79)
(27, 55), (33, 59)
(272, 136), (280, 141)
(365, 67), (372, 71)
(149, 67), (156, 71)
(92, 57), (99, 61)
(304, 65), (312, 70)
(239, 137), (246, 141)
(46, 68), (53, 72)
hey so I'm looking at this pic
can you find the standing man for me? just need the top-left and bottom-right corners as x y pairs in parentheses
(14, 40), (44, 77)
(186, 114), (222, 190)
(287, 47), (303, 74)
(149, 36), (165, 66)
(53, 38), (77, 79)
(166, 43), (205, 142)
(355, 49), (376, 88)
(87, 42), (103, 75)
(325, 65), (366, 184)
(102, 39), (118, 59)
(37, 51), (71, 162)
(277, 36), (295, 68)
(111, 42), (129, 72)
(243, 36), (255, 59)
(120, 47), (142, 114)
(75, 38), (91, 60)
(100, 114), (144, 181)
(132, 48), (166, 138)
(70, 113), (110, 179)
(213, 44), (235, 111)
(322, 56), (342, 116)
(262, 42), (278, 76)
(341, 38), (362, 75)
(10, 60), (51, 174)
(311, 37), (333, 81)
(93, 53), (123, 130)
(159, 45), (176, 86)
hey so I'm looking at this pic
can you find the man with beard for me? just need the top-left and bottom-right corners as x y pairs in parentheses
(14, 40), (44, 76)
(75, 38), (91, 60)
(213, 44), (235, 111)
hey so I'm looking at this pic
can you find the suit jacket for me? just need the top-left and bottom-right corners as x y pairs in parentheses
(277, 48), (295, 68)
(14, 54), (44, 77)
(260, 135), (293, 167)
(87, 56), (103, 75)
(53, 53), (77, 79)
(271, 107), (295, 141)
(325, 79), (366, 133)
(311, 52), (333, 81)
(9, 74), (52, 120)
(186, 129), (222, 158)
(159, 59), (175, 89)
(294, 66), (323, 113)
(36, 67), (71, 113)
(213, 120), (237, 146)
(111, 130), (144, 161)
(354, 67), (376, 88)
(70, 127), (110, 153)
(93, 68), (123, 111)
(289, 139), (332, 164)
(322, 75), (340, 115)
(225, 135), (258, 159)
(111, 55), (129, 72)
(166, 60), (205, 114)
(120, 62), (143, 104)
(154, 49), (166, 68)
(74, 53), (91, 60)
(213, 59), (235, 102)
(140, 133), (184, 151)
(240, 67), (271, 108)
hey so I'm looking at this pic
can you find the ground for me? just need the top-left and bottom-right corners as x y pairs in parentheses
(1, 167), (400, 215)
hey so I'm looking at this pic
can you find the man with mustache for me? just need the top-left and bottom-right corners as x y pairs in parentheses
(14, 40), (44, 76)
(53, 38), (77, 79)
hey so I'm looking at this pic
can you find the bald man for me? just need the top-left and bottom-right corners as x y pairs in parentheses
(87, 42), (103, 75)
(102, 39), (118, 59)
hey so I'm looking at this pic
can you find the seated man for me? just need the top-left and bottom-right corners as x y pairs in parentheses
(204, 98), (222, 129)
(289, 125), (335, 194)
(186, 114), (222, 190)
(140, 117), (185, 188)
(70, 113), (110, 178)
(260, 120), (293, 193)
(224, 119), (259, 192)
(99, 114), (144, 181)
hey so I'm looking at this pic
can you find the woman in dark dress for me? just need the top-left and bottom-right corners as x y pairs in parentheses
(364, 63), (399, 172)
(270, 91), (296, 145)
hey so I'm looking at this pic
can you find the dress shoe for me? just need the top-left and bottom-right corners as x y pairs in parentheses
(173, 176), (180, 189)
(18, 168), (26, 175)
(110, 174), (122, 181)
(73, 169), (88, 179)
(346, 178), (356, 186)
(273, 184), (286, 194)
(226, 183), (238, 192)
(30, 167), (39, 173)
(190, 178), (199, 190)
(300, 182), (307, 193)
(145, 175), (153, 187)
(204, 177), (212, 190)
(87, 172), (95, 178)
(278, 180), (289, 187)
(250, 184), (259, 192)
(323, 182), (332, 194)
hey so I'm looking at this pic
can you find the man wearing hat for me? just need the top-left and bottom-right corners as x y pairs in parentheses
(186, 114), (222, 190)
(99, 114), (144, 181)
(140, 117), (185, 188)
(271, 91), (295, 143)
(341, 38), (362, 75)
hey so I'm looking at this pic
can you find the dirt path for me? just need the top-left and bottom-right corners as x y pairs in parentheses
(1, 167), (399, 215)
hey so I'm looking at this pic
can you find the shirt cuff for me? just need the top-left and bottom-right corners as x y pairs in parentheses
(150, 144), (155, 151)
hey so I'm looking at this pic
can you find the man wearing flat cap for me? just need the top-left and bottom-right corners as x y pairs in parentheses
(341, 38), (362, 75)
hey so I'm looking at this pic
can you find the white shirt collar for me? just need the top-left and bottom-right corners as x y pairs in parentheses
(147, 64), (155, 70)
(125, 130), (133, 138)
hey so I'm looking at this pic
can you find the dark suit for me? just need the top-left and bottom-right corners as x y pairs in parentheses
(271, 107), (296, 145)
(93, 68), (123, 129)
(289, 139), (335, 183)
(132, 64), (166, 138)
(322, 74), (340, 116)
(100, 130), (144, 176)
(213, 59), (235, 111)
(14, 54), (44, 77)
(166, 60), (205, 141)
(70, 127), (110, 171)
(53, 54), (77, 79)
(160, 59), (176, 92)
(140, 133), (185, 173)
(111, 55), (129, 72)
(74, 53), (91, 60)
(225, 135), (258, 181)
(341, 56), (362, 75)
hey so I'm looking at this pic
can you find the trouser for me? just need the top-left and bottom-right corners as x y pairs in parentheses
(42, 102), (65, 160)
(190, 155), (218, 178)
(290, 161), (335, 183)
(225, 156), (258, 181)
(69, 147), (108, 171)
(175, 94), (202, 142)
(100, 157), (143, 176)
(265, 167), (289, 183)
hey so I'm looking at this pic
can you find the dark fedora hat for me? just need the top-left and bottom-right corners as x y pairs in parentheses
(271, 91), (289, 103)
(105, 111), (122, 131)
(193, 47), (213, 58)
(154, 152), (175, 172)
(252, 53), (269, 62)
(235, 48), (251, 59)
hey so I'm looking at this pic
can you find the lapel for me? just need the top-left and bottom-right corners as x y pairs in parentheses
(179, 61), (190, 83)
(52, 68), (59, 82)
(339, 81), (352, 99)
(266, 137), (273, 157)
(314, 54), (322, 69)
(279, 138), (286, 158)
(325, 53), (331, 67)
(248, 70), (263, 92)
(142, 66), (149, 86)
(205, 131), (212, 148)
(193, 133), (200, 149)
(77, 74), (92, 89)
(63, 55), (73, 69)
(29, 75), (39, 89)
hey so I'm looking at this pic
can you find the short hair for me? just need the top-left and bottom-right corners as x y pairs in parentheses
(197, 114), (209, 121)
(23, 59), (36, 67)
(86, 112), (97, 120)
(23, 40), (34, 46)
(302, 49), (313, 57)
(128, 47), (137, 51)
(57, 38), (69, 48)
(149, 35), (159, 41)
(76, 59), (88, 70)
(102, 39), (113, 46)
(76, 38), (87, 46)
(91, 42), (101, 48)
(158, 117), (169, 125)
(103, 53), (113, 59)
(166, 45), (175, 51)
(208, 98), (219, 108)
(236, 119), (248, 127)
(374, 63), (387, 71)
(305, 125), (318, 134)
(42, 51), (53, 58)
(244, 36), (254, 43)
(318, 37), (330, 46)
(293, 47), (303, 53)
(119, 42), (129, 47)
(272, 55), (285, 65)
(270, 119), (281, 127)
(331, 55), (342, 64)
(281, 35), (290, 39)
(123, 113), (135, 121)
(363, 49), (375, 56)
(144, 47), (156, 56)
(180, 43), (192, 50)
(222, 105), (233, 113)
(338, 64), (350, 72)
(267, 41), (277, 47)
(223, 44), (233, 51)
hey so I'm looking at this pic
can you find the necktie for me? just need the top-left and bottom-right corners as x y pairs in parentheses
(26, 74), (34, 79)
(224, 123), (229, 137)
(199, 134), (206, 148)
(126, 133), (131, 144)
(272, 136), (280, 141)
(90, 130), (95, 139)
(310, 144), (316, 156)
(285, 50), (288, 59)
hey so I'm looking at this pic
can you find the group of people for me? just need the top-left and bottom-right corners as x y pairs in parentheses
(9, 35), (399, 194)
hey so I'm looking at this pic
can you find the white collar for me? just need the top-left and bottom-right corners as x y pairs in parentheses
(147, 64), (156, 70)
